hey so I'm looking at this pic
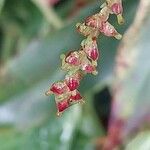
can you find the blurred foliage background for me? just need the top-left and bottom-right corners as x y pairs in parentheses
(0, 0), (150, 149)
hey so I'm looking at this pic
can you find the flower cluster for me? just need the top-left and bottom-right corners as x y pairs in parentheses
(45, 0), (124, 116)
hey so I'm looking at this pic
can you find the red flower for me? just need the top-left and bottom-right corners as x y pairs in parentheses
(65, 72), (83, 91)
(70, 91), (82, 101)
(90, 48), (99, 61)
(111, 3), (123, 15)
(65, 51), (81, 66)
(57, 100), (69, 112)
(82, 37), (99, 61)
(81, 63), (96, 73)
(50, 82), (69, 95)
(65, 77), (80, 91)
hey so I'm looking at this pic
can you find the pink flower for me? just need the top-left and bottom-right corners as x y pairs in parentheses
(65, 76), (80, 91)
(106, 0), (124, 24)
(65, 51), (81, 66)
(82, 37), (99, 61)
(81, 63), (96, 73)
(111, 3), (123, 15)
(100, 22), (122, 39)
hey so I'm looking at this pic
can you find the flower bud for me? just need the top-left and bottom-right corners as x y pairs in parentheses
(70, 90), (82, 101)
(49, 81), (69, 95)
(107, 0), (124, 24)
(77, 51), (98, 74)
(111, 3), (122, 15)
(85, 6), (110, 29)
(65, 51), (81, 66)
(60, 51), (81, 72)
(65, 76), (79, 91)
(81, 37), (99, 61)
(65, 72), (83, 91)
(100, 22), (122, 39)
(81, 63), (96, 74)
(69, 90), (84, 105)
(57, 99), (69, 114)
